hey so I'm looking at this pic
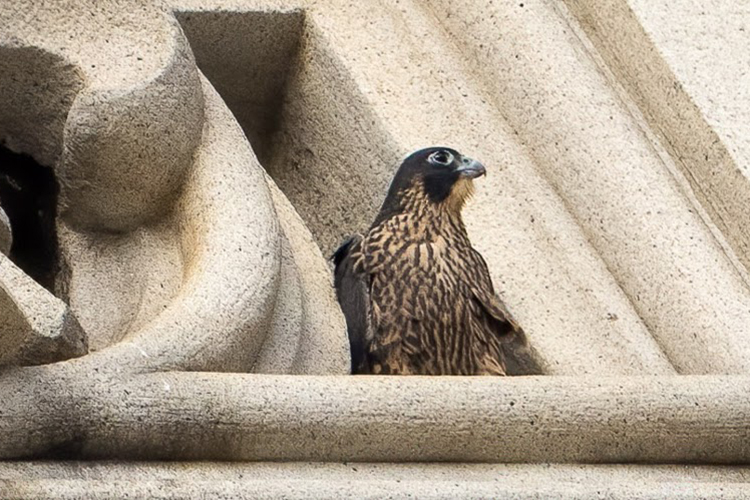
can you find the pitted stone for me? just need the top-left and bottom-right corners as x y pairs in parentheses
(0, 255), (86, 366)
(0, 0), (347, 369)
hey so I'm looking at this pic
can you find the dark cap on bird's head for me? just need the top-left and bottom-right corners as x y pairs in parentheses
(377, 147), (486, 221)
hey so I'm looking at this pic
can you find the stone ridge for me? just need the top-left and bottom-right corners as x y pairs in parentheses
(2, 462), (750, 498)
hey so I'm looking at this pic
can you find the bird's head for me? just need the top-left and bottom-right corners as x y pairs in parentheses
(378, 147), (486, 220)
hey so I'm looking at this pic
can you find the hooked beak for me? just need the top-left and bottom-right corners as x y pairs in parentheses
(456, 156), (486, 179)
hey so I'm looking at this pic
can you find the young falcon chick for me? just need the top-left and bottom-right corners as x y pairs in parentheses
(333, 147), (524, 375)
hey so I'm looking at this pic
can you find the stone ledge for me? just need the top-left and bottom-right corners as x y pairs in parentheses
(2, 372), (750, 463)
(2, 463), (750, 499)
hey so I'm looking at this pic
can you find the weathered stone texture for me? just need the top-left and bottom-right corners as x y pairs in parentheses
(0, 0), (348, 373)
(0, 255), (86, 366)
(1, 0), (750, 496)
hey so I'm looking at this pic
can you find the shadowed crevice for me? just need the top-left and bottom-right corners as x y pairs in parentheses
(176, 10), (401, 255)
(175, 9), (305, 167)
(0, 145), (59, 293)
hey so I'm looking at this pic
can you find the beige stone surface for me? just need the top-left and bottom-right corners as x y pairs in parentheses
(174, 7), (305, 164)
(3, 462), (750, 499)
(0, 0), (347, 373)
(0, 254), (86, 366)
(256, 181), (349, 374)
(2, 0), (750, 495)
(4, 372), (750, 464)
(82, 75), (347, 373)
(0, 1), (203, 232)
(564, 0), (750, 277)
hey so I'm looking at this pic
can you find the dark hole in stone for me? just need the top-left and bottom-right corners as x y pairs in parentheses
(0, 146), (59, 292)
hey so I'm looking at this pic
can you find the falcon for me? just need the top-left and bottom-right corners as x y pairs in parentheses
(333, 147), (529, 375)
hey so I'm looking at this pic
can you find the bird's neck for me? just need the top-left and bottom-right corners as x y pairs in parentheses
(376, 186), (470, 245)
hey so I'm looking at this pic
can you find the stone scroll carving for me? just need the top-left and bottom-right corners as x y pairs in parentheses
(0, 0), (348, 374)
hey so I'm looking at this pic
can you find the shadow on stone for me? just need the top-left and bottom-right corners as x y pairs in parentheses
(177, 9), (400, 255)
(0, 146), (59, 293)
(176, 9), (305, 167)
(177, 10), (542, 375)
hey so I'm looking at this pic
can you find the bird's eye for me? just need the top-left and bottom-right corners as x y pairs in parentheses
(428, 150), (454, 166)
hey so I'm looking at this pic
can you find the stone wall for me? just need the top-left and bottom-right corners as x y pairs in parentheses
(1, 0), (750, 497)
